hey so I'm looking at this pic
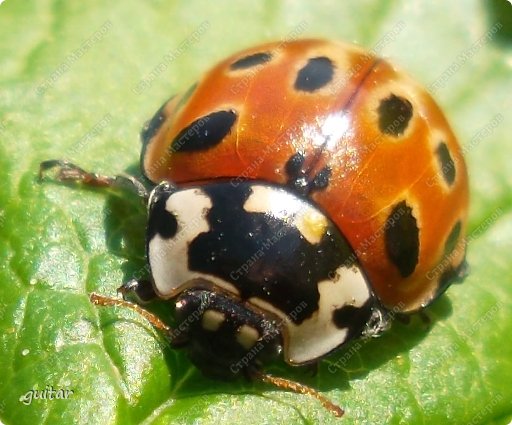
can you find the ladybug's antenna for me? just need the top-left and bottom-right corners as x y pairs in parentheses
(90, 293), (171, 333)
(250, 369), (344, 418)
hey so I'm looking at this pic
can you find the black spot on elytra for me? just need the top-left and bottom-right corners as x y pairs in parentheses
(332, 299), (374, 340)
(444, 221), (461, 256)
(141, 97), (172, 148)
(434, 257), (468, 302)
(285, 152), (308, 195)
(284, 152), (331, 195)
(176, 82), (198, 110)
(147, 185), (178, 240)
(436, 142), (456, 186)
(294, 57), (335, 92)
(385, 200), (419, 277)
(285, 152), (306, 178)
(311, 166), (331, 190)
(378, 94), (413, 136)
(171, 110), (237, 153)
(140, 96), (173, 177)
(230, 52), (273, 70)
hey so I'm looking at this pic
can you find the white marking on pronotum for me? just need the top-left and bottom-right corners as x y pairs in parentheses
(286, 265), (371, 364)
(243, 185), (328, 244)
(149, 187), (239, 298)
(249, 264), (371, 365)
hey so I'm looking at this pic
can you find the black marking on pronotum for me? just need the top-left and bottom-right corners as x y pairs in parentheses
(332, 299), (374, 340)
(186, 182), (358, 324)
(294, 57), (335, 92)
(384, 200), (419, 277)
(230, 52), (273, 70)
(171, 110), (238, 153)
(436, 142), (456, 186)
(147, 185), (178, 240)
(378, 94), (413, 136)
(444, 220), (461, 256)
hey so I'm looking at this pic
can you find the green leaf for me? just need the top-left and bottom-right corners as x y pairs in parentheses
(1, 0), (511, 424)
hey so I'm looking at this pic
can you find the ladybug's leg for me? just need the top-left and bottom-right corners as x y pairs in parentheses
(249, 368), (344, 418)
(90, 293), (171, 335)
(117, 278), (157, 304)
(39, 160), (149, 201)
(90, 292), (188, 346)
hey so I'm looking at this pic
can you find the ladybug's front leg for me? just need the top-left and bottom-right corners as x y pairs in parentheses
(38, 159), (149, 201)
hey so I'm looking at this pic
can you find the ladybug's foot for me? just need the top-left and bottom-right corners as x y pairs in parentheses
(250, 368), (344, 418)
(118, 278), (157, 304)
(39, 159), (148, 201)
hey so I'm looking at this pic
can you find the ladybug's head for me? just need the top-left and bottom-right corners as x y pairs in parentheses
(171, 287), (282, 379)
(145, 180), (379, 375)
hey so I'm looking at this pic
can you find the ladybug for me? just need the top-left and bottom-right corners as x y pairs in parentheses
(40, 38), (469, 417)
